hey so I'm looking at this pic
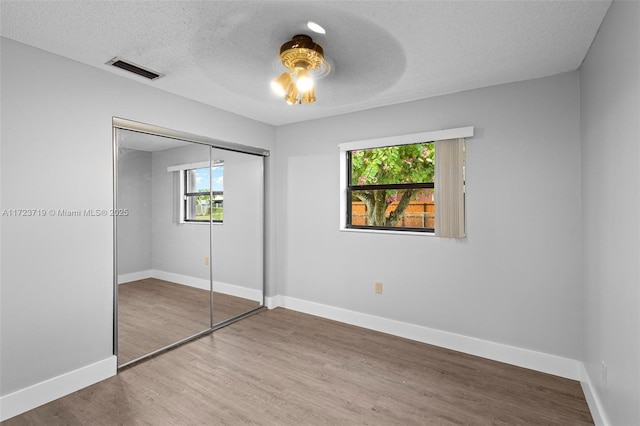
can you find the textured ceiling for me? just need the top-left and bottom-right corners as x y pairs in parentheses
(1, 1), (611, 126)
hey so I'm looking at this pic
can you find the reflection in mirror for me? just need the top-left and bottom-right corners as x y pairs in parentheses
(115, 126), (265, 367)
(116, 130), (211, 366)
(210, 148), (263, 324)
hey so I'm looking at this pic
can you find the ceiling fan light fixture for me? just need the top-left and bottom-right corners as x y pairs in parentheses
(272, 34), (326, 105)
(301, 87), (316, 104)
(295, 69), (314, 93)
(285, 84), (300, 105)
(270, 72), (292, 97)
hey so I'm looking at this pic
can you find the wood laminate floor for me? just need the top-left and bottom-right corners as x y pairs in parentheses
(118, 278), (260, 365)
(4, 308), (592, 425)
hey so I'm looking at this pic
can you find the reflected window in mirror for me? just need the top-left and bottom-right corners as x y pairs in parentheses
(183, 162), (224, 223)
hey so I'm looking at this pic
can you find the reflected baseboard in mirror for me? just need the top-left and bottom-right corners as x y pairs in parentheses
(118, 278), (260, 366)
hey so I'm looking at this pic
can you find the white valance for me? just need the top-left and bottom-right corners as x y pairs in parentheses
(166, 161), (210, 173)
(338, 126), (473, 152)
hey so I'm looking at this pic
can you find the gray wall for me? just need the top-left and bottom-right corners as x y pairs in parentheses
(150, 143), (211, 281)
(0, 37), (276, 396)
(207, 149), (263, 290)
(117, 148), (152, 275)
(276, 71), (582, 360)
(580, 1), (640, 424)
(150, 145), (264, 291)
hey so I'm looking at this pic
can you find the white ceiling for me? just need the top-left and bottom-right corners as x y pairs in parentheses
(1, 1), (611, 126)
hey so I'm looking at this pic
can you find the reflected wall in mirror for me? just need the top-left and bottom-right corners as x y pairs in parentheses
(115, 124), (265, 368)
(116, 131), (212, 366)
(210, 148), (263, 322)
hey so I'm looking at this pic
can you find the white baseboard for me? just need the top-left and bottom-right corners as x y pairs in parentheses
(265, 295), (282, 310)
(118, 269), (153, 284)
(0, 356), (117, 422)
(580, 364), (610, 426)
(212, 280), (262, 303)
(147, 270), (263, 302)
(151, 269), (210, 290)
(269, 295), (582, 381)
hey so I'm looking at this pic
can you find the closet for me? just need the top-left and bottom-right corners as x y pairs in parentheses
(113, 118), (268, 367)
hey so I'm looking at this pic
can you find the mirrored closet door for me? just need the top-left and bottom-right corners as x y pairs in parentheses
(114, 119), (267, 368)
(209, 148), (264, 324)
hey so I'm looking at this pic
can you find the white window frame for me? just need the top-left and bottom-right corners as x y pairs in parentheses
(167, 161), (224, 225)
(338, 126), (473, 236)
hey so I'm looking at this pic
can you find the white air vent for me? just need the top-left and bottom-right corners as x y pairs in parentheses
(106, 57), (163, 80)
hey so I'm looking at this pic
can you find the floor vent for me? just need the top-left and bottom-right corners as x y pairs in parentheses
(106, 57), (163, 80)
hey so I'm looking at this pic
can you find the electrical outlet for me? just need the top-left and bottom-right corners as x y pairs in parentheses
(204, 256), (209, 266)
(601, 361), (607, 385)
(375, 282), (383, 294)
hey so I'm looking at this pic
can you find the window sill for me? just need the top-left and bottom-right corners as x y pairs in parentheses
(340, 227), (435, 237)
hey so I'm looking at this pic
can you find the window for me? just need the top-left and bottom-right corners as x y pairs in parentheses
(339, 127), (473, 237)
(183, 163), (224, 223)
(347, 142), (435, 232)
